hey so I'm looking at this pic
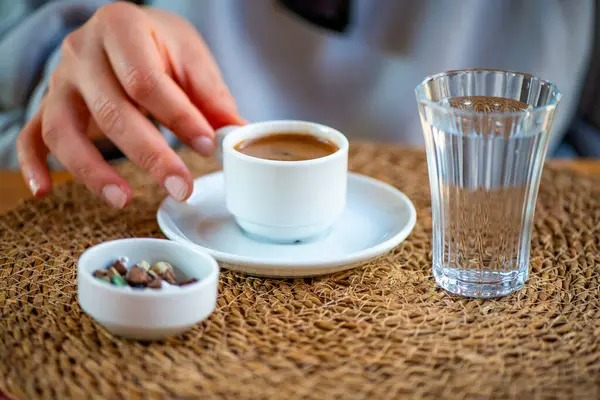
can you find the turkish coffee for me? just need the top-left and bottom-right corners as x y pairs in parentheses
(234, 133), (339, 161)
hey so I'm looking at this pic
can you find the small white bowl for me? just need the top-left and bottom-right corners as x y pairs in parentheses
(77, 238), (219, 341)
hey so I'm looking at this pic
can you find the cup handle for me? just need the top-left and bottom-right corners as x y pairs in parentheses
(215, 125), (241, 162)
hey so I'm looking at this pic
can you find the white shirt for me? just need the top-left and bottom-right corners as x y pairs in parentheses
(153, 0), (594, 153)
(0, 0), (594, 168)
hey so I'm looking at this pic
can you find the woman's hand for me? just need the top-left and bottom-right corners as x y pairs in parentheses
(17, 2), (245, 208)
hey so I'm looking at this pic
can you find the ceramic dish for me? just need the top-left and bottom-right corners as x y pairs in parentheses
(77, 238), (219, 340)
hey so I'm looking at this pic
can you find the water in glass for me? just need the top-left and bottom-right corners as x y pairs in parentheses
(416, 71), (560, 298)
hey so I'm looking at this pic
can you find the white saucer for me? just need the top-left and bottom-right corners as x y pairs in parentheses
(156, 172), (416, 278)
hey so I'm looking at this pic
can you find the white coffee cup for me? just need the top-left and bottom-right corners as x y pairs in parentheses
(216, 120), (349, 243)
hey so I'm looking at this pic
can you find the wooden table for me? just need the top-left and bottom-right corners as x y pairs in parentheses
(0, 171), (71, 213)
(1, 160), (599, 213)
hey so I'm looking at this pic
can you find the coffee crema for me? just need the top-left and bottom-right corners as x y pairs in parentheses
(234, 132), (339, 161)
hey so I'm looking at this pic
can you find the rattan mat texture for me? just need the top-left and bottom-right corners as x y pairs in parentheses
(1, 144), (600, 400)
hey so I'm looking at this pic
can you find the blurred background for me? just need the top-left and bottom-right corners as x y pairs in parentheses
(0, 0), (599, 170)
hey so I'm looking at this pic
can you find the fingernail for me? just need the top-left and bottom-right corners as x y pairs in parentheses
(191, 136), (215, 157)
(102, 184), (127, 209)
(164, 175), (189, 202)
(28, 178), (40, 196)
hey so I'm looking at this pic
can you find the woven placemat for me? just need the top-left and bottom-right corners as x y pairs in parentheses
(1, 144), (600, 399)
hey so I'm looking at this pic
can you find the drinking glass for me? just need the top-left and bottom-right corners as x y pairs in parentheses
(415, 69), (561, 298)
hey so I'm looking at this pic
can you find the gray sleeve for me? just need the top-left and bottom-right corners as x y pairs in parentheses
(0, 0), (111, 169)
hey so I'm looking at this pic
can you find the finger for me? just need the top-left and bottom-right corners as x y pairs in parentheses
(41, 86), (132, 209)
(162, 19), (247, 128)
(16, 106), (51, 198)
(101, 17), (217, 156)
(180, 55), (246, 130)
(86, 117), (105, 141)
(75, 49), (194, 202)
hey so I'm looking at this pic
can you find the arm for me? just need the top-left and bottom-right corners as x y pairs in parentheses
(0, 0), (111, 169)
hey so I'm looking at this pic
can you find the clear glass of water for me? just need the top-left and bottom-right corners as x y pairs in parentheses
(415, 69), (561, 298)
